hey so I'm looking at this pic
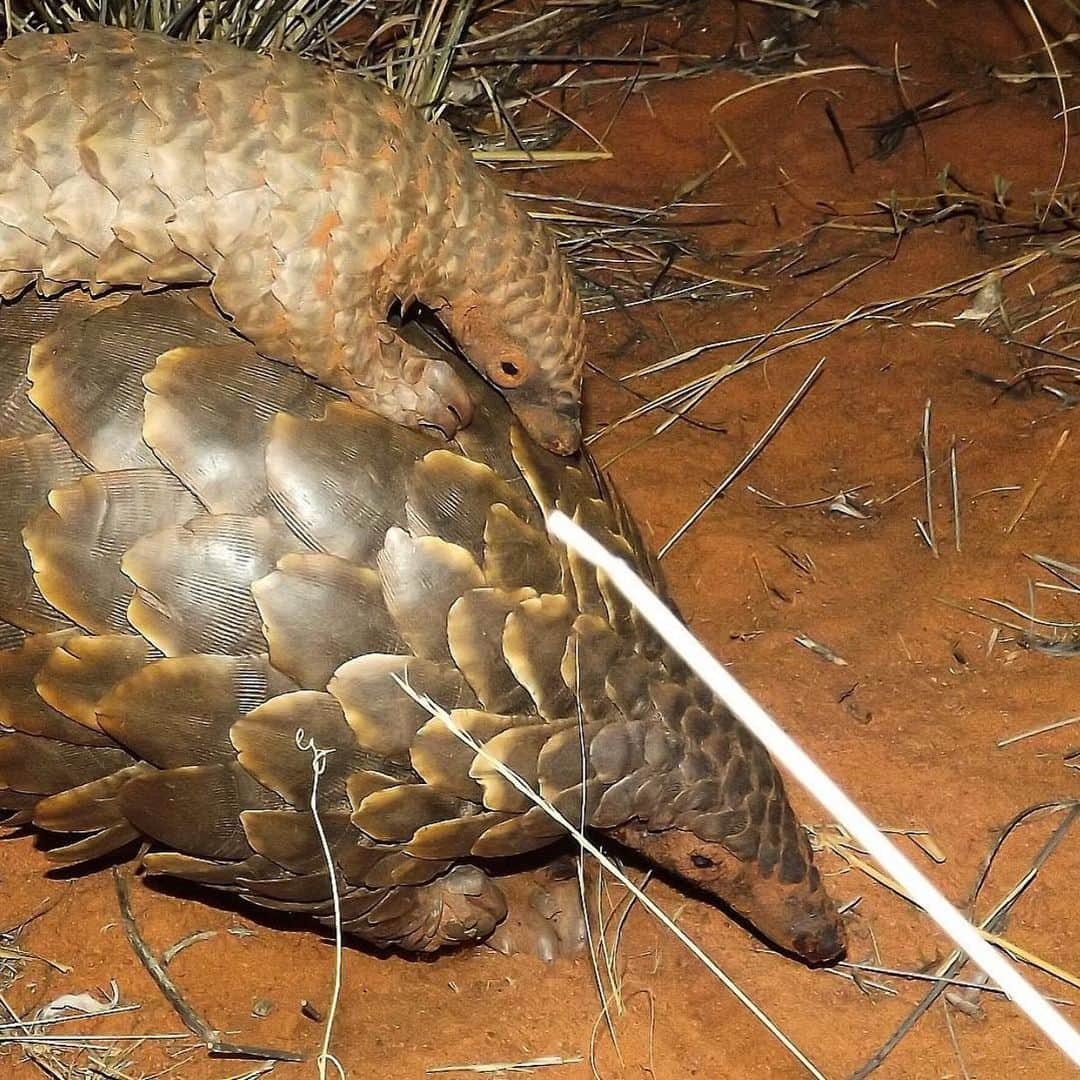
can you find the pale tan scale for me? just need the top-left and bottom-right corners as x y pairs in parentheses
(34, 634), (153, 732)
(410, 708), (525, 802)
(446, 587), (537, 713)
(0, 267), (38, 300)
(149, 120), (213, 204)
(0, 629), (101, 746)
(376, 530), (485, 663)
(470, 806), (567, 859)
(502, 593), (577, 720)
(93, 241), (151, 286)
(33, 763), (152, 834)
(39, 235), (96, 285)
(331, 653), (474, 764)
(80, 97), (158, 193)
(470, 722), (574, 814)
(19, 91), (85, 187)
(24, 470), (202, 633)
(110, 184), (175, 257)
(253, 553), (406, 691)
(405, 811), (511, 860)
(0, 159), (53, 243)
(240, 808), (340, 874)
(351, 784), (469, 844)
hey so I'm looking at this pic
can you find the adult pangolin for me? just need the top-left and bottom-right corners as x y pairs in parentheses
(0, 288), (845, 963)
(0, 25), (585, 453)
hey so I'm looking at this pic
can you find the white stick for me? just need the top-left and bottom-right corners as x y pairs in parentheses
(546, 510), (1080, 1069)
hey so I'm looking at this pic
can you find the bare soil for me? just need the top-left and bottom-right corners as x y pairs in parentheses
(2, 3), (1078, 1078)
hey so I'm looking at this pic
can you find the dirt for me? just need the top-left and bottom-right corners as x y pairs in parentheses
(2, 2), (1079, 1078)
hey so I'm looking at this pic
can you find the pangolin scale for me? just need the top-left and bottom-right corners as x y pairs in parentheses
(0, 25), (584, 453)
(0, 288), (844, 961)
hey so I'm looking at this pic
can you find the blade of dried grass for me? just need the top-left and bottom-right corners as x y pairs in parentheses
(1019, 0), (1069, 223)
(918, 400), (938, 556)
(472, 148), (613, 163)
(711, 64), (892, 114)
(658, 357), (826, 558)
(426, 1056), (583, 1074)
(950, 441), (961, 553)
(1004, 427), (1071, 534)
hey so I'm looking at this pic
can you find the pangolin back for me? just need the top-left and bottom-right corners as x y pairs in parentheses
(0, 289), (842, 960)
(0, 25), (584, 452)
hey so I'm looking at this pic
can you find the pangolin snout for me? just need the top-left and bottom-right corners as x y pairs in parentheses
(789, 905), (846, 965)
(509, 397), (581, 455)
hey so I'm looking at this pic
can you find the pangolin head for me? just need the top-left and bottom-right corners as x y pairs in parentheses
(594, 696), (846, 965)
(428, 181), (586, 455)
(611, 818), (846, 964)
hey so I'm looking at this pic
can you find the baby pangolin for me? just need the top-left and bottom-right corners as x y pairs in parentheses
(0, 288), (844, 963)
(0, 25), (584, 453)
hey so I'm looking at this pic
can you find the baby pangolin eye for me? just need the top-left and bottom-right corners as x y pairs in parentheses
(491, 357), (528, 387)
(690, 853), (714, 870)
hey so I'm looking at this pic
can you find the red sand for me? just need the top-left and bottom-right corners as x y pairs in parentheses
(3, 3), (1078, 1078)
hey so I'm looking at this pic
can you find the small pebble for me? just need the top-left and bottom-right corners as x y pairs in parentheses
(252, 997), (274, 1019)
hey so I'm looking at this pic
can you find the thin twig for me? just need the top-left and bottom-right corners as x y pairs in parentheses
(1005, 428), (1071, 534)
(113, 871), (303, 1063)
(658, 358), (826, 558)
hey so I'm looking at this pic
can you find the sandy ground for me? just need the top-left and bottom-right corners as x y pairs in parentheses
(2, 2), (1079, 1078)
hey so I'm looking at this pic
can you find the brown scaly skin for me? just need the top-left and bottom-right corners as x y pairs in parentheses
(0, 25), (585, 452)
(0, 290), (842, 963)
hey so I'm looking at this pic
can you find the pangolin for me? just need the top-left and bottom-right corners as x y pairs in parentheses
(0, 24), (584, 453)
(0, 287), (844, 962)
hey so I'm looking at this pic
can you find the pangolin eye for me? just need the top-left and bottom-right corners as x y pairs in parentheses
(690, 853), (714, 870)
(492, 358), (528, 388)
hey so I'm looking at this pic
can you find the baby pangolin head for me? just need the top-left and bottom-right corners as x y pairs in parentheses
(452, 294), (584, 456)
(426, 170), (586, 455)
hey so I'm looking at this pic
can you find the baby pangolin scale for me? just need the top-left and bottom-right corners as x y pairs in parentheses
(0, 289), (844, 962)
(0, 25), (584, 453)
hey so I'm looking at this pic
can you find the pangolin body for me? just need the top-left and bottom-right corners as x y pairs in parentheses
(0, 25), (584, 453)
(0, 289), (843, 961)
